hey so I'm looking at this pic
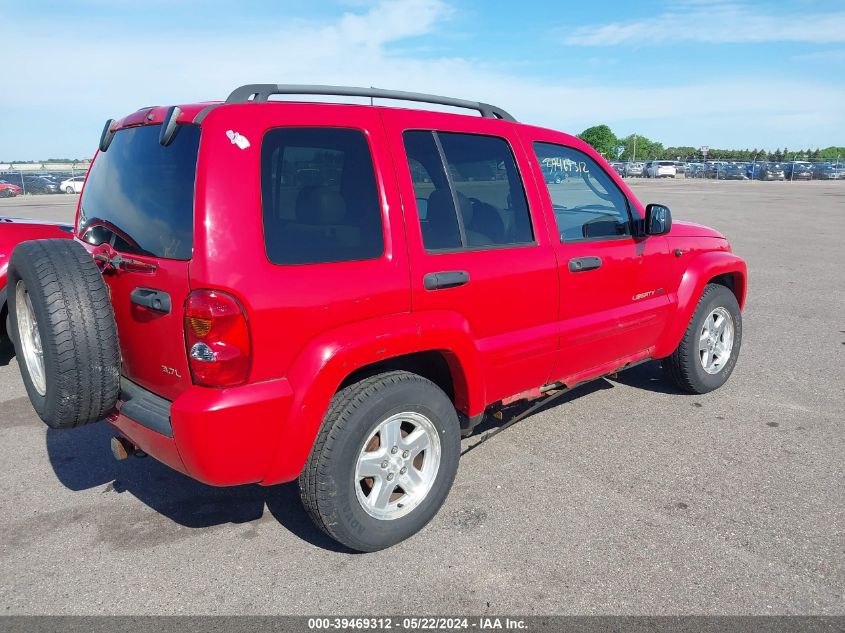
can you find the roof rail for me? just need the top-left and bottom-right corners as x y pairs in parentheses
(224, 84), (516, 122)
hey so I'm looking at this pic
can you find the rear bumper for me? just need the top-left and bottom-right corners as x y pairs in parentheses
(108, 376), (294, 486)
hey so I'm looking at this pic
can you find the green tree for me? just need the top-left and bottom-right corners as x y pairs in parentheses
(665, 146), (697, 160)
(577, 125), (618, 158)
(819, 146), (845, 161)
(618, 134), (663, 161)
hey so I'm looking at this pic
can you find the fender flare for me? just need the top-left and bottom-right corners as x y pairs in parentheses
(654, 250), (747, 358)
(261, 310), (486, 485)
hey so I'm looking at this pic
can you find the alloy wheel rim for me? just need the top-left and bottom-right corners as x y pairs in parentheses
(699, 306), (734, 375)
(355, 411), (442, 521)
(15, 281), (47, 396)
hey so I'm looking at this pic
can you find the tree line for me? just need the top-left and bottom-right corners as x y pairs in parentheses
(577, 124), (845, 162)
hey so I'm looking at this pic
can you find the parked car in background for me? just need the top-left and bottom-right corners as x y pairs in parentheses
(784, 162), (813, 180)
(686, 163), (704, 178)
(756, 162), (785, 181)
(59, 176), (86, 193)
(718, 164), (748, 180)
(646, 160), (677, 178)
(674, 161), (686, 175)
(812, 163), (842, 180)
(610, 162), (626, 177)
(0, 173), (59, 194)
(0, 180), (22, 198)
(704, 162), (723, 179)
(27, 175), (59, 194)
(625, 162), (644, 177)
(0, 218), (73, 339)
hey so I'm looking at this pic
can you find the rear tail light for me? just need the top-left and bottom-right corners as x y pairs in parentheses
(184, 290), (251, 388)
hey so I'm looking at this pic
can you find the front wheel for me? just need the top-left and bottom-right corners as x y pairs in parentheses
(663, 284), (742, 394)
(65, 186), (74, 194)
(299, 370), (461, 552)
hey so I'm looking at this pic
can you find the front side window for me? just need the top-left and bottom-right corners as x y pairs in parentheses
(403, 130), (534, 251)
(533, 143), (632, 242)
(261, 128), (383, 265)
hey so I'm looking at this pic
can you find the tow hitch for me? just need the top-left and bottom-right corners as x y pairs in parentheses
(110, 436), (146, 461)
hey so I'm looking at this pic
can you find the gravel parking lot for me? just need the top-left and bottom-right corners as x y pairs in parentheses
(0, 180), (843, 615)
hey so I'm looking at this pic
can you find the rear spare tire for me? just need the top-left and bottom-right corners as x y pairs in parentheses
(7, 239), (120, 428)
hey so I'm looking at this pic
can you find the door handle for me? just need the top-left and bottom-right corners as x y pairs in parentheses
(130, 288), (171, 313)
(568, 256), (602, 272)
(424, 270), (470, 290)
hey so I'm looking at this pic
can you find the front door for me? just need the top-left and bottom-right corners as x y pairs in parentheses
(524, 137), (674, 384)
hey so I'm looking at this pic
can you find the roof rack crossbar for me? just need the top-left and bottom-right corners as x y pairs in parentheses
(224, 84), (516, 122)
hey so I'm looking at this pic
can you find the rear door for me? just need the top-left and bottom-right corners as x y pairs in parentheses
(77, 123), (199, 400)
(381, 110), (559, 405)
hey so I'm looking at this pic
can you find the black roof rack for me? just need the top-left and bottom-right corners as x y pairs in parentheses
(223, 84), (516, 122)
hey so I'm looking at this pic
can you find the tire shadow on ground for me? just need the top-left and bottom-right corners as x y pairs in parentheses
(44, 422), (349, 552)
(606, 360), (685, 395)
(42, 360), (681, 552)
(0, 337), (15, 367)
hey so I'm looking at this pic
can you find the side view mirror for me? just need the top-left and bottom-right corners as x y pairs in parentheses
(644, 203), (672, 235)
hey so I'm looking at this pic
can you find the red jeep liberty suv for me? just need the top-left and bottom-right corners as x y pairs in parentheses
(6, 85), (747, 551)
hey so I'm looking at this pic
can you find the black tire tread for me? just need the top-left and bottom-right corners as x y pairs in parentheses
(298, 370), (438, 546)
(664, 283), (735, 394)
(8, 239), (120, 428)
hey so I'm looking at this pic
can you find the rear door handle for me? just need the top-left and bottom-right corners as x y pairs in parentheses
(424, 270), (470, 290)
(568, 256), (602, 272)
(130, 288), (171, 314)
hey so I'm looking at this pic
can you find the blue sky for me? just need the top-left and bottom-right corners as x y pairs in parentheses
(1, 0), (843, 160)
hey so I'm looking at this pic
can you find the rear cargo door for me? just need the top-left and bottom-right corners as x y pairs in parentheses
(77, 123), (200, 401)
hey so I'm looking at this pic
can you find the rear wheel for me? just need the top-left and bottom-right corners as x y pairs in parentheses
(299, 370), (461, 552)
(7, 239), (120, 428)
(65, 186), (74, 194)
(663, 284), (742, 394)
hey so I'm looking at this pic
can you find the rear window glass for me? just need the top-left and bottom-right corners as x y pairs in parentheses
(261, 127), (383, 265)
(79, 124), (199, 260)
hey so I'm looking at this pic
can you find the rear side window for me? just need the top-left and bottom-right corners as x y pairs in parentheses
(261, 128), (383, 265)
(403, 130), (534, 251)
(79, 124), (199, 260)
(533, 142), (632, 242)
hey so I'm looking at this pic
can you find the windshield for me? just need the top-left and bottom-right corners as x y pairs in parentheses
(79, 124), (199, 260)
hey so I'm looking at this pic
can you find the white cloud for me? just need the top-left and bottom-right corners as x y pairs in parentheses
(562, 1), (845, 46)
(0, 0), (843, 158)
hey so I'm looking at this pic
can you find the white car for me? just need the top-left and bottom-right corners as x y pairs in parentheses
(59, 176), (85, 194)
(646, 161), (678, 178)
